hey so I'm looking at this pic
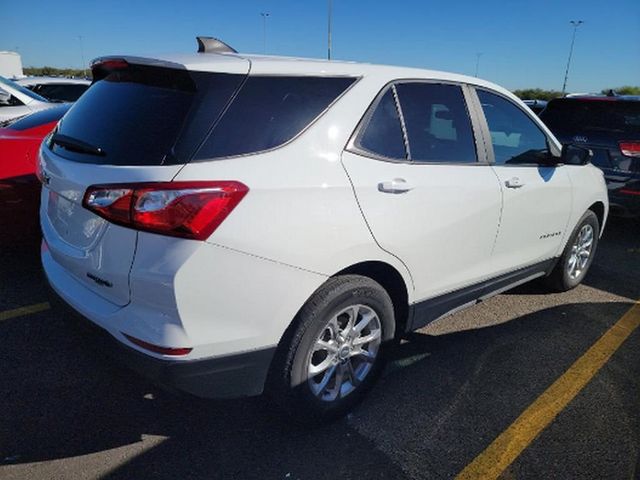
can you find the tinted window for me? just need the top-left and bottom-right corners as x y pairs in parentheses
(8, 104), (71, 131)
(540, 99), (640, 134)
(196, 76), (355, 159)
(396, 83), (477, 163)
(35, 84), (89, 102)
(52, 65), (245, 165)
(477, 90), (548, 165)
(357, 88), (406, 159)
(0, 76), (48, 102)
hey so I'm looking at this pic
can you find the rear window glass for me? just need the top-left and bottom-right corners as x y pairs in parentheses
(195, 76), (356, 160)
(541, 99), (640, 134)
(51, 65), (245, 165)
(7, 104), (71, 131)
(34, 84), (89, 102)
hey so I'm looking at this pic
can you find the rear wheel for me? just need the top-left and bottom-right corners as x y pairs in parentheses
(545, 210), (599, 292)
(269, 275), (395, 422)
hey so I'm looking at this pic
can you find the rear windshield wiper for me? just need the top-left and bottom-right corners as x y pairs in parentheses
(51, 133), (106, 156)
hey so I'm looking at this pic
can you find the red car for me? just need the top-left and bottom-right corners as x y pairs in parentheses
(0, 105), (70, 244)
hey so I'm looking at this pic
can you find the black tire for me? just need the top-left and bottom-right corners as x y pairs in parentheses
(544, 210), (599, 292)
(267, 275), (395, 423)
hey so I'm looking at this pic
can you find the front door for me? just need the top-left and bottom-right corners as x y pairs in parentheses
(473, 89), (572, 273)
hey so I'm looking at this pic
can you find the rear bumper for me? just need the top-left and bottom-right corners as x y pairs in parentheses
(47, 284), (276, 399)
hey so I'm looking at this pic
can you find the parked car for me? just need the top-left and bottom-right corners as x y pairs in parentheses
(41, 38), (608, 420)
(16, 76), (91, 102)
(523, 99), (548, 116)
(0, 104), (70, 244)
(540, 96), (640, 217)
(0, 75), (57, 123)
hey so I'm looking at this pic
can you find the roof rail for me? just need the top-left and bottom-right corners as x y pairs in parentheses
(196, 36), (237, 54)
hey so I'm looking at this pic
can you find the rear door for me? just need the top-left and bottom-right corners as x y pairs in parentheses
(473, 89), (572, 272)
(40, 58), (249, 306)
(342, 81), (502, 303)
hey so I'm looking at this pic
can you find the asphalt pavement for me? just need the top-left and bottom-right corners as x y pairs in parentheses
(0, 216), (638, 480)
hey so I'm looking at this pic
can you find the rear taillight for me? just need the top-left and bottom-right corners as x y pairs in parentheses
(619, 142), (640, 158)
(123, 333), (192, 356)
(83, 181), (248, 240)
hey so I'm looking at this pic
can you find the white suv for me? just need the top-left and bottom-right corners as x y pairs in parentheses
(41, 38), (608, 419)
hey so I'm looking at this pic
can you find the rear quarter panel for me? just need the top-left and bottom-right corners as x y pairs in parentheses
(561, 164), (609, 251)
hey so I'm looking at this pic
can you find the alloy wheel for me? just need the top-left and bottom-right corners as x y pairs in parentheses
(567, 224), (594, 279)
(307, 304), (382, 402)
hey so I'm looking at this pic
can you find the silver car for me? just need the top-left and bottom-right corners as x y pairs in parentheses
(0, 75), (55, 123)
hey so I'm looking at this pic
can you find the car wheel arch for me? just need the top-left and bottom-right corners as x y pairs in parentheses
(588, 201), (605, 233)
(273, 260), (411, 356)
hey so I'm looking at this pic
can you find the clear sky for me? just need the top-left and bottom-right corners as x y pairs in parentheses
(1, 0), (638, 92)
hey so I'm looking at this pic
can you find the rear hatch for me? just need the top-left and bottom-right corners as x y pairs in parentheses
(40, 56), (249, 306)
(540, 98), (640, 178)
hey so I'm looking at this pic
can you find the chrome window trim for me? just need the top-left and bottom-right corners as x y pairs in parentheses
(391, 84), (412, 160)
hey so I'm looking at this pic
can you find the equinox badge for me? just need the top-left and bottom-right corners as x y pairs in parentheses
(87, 272), (113, 288)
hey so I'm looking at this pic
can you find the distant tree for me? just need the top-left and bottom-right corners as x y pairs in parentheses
(601, 86), (640, 96)
(512, 89), (564, 101)
(23, 66), (90, 79)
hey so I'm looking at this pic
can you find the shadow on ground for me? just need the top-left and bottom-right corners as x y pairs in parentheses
(1, 299), (636, 479)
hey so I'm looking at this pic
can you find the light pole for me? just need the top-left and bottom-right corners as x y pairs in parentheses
(327, 0), (332, 60)
(78, 35), (87, 78)
(561, 20), (583, 95)
(475, 52), (483, 77)
(260, 12), (270, 54)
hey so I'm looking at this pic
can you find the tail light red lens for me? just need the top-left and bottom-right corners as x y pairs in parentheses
(619, 142), (640, 158)
(83, 181), (248, 240)
(122, 333), (192, 356)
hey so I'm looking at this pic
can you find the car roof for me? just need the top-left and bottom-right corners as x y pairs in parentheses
(16, 76), (91, 86)
(558, 94), (640, 102)
(92, 52), (520, 103)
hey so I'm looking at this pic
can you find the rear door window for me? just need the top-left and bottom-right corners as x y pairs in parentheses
(395, 83), (477, 163)
(195, 76), (356, 160)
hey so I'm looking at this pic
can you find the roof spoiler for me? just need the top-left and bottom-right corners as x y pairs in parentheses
(196, 36), (237, 54)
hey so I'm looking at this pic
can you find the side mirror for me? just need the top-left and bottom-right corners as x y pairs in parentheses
(562, 144), (593, 165)
(0, 88), (10, 106)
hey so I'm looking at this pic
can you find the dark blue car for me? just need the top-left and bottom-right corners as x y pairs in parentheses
(540, 95), (640, 217)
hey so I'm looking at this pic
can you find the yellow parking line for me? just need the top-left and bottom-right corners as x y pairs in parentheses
(0, 302), (50, 322)
(456, 301), (640, 480)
